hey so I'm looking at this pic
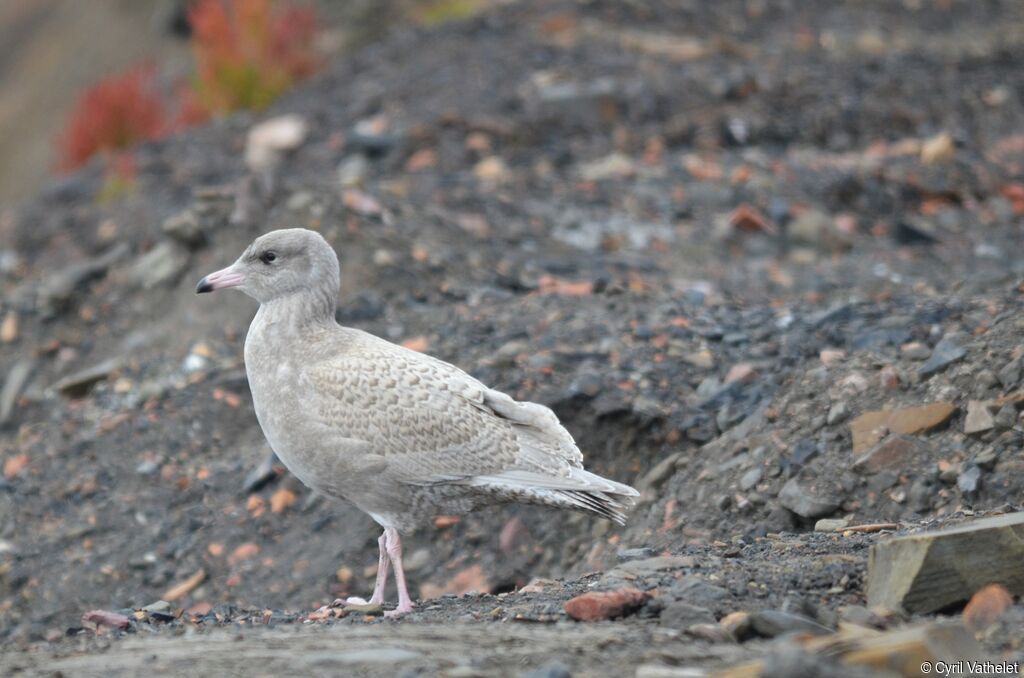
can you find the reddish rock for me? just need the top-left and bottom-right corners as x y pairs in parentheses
(82, 609), (131, 630)
(964, 584), (1013, 633)
(564, 588), (650, 621)
(725, 363), (758, 385)
(853, 435), (932, 473)
(850, 402), (956, 454)
(878, 365), (900, 391)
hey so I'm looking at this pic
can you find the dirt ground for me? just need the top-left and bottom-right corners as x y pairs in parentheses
(2, 1), (1024, 675)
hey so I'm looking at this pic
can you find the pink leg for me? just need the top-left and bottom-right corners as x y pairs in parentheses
(340, 532), (389, 606)
(383, 527), (414, 617)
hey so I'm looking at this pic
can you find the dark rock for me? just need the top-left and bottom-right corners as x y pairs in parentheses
(53, 358), (121, 398)
(997, 358), (1022, 389)
(659, 602), (715, 629)
(918, 336), (966, 378)
(0, 359), (35, 427)
(778, 477), (842, 519)
(749, 610), (832, 638)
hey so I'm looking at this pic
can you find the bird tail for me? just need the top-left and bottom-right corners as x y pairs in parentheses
(465, 468), (639, 525)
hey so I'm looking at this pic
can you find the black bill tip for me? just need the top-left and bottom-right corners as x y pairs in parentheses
(196, 277), (213, 294)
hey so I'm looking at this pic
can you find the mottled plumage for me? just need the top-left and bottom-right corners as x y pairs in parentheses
(197, 228), (638, 614)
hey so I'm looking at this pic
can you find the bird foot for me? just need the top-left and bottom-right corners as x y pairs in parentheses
(384, 603), (414, 619)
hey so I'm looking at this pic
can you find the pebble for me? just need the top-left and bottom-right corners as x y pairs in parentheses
(53, 358), (121, 398)
(522, 663), (572, 678)
(739, 467), (762, 491)
(162, 209), (207, 249)
(749, 609), (831, 637)
(337, 154), (369, 188)
(964, 400), (996, 434)
(900, 342), (931, 361)
(997, 358), (1021, 389)
(778, 477), (842, 519)
(918, 336), (966, 377)
(0, 359), (35, 426)
(993, 403), (1016, 429)
(617, 547), (657, 562)
(245, 114), (308, 171)
(957, 464), (982, 496)
(127, 240), (190, 290)
(0, 311), (17, 343)
(814, 517), (851, 532)
(826, 401), (849, 426)
(564, 588), (650, 621)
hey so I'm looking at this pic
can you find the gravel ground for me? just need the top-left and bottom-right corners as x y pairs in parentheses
(1, 1), (1024, 675)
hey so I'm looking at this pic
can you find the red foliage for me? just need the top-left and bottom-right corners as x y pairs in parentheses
(186, 0), (320, 116)
(56, 64), (169, 172)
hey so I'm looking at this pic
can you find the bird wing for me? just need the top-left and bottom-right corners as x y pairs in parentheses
(301, 332), (626, 497)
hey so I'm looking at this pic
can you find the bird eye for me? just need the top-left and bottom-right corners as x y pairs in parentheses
(260, 251), (277, 264)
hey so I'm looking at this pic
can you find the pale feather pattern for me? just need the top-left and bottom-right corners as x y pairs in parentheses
(230, 228), (638, 534)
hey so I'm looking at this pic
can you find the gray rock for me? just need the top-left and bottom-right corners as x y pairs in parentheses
(617, 547), (657, 562)
(749, 610), (832, 637)
(36, 242), (130, 315)
(0, 359), (35, 427)
(127, 240), (190, 290)
(778, 477), (842, 519)
(337, 154), (369, 188)
(826, 402), (849, 426)
(975, 448), (999, 471)
(957, 464), (982, 496)
(918, 336), (966, 377)
(659, 602), (715, 629)
(739, 467), (763, 491)
(615, 555), (695, 576)
(964, 400), (995, 434)
(142, 600), (171, 614)
(994, 404), (1016, 429)
(522, 663), (572, 678)
(162, 209), (207, 249)
(668, 577), (730, 608)
(52, 358), (121, 398)
(997, 358), (1022, 389)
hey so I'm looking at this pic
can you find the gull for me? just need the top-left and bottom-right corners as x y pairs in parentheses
(196, 228), (638, 616)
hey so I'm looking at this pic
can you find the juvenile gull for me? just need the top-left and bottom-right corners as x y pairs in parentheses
(196, 228), (638, 616)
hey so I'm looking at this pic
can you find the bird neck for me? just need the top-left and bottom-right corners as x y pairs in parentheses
(256, 287), (337, 335)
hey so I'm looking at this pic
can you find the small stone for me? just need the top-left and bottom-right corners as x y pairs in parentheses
(245, 114), (307, 171)
(141, 600), (171, 615)
(0, 311), (17, 343)
(0, 359), (35, 426)
(53, 358), (121, 398)
(963, 584), (1014, 633)
(82, 609), (131, 630)
(286, 191), (314, 212)
(850, 402), (957, 454)
(337, 154), (368, 188)
(659, 602), (715, 629)
(473, 156), (511, 184)
(617, 547), (657, 562)
(161, 210), (206, 249)
(564, 588), (650, 621)
(739, 467), (762, 491)
(920, 131), (955, 165)
(682, 351), (714, 369)
(815, 517), (851, 532)
(724, 363), (757, 385)
(974, 448), (998, 471)
(994, 403), (1016, 429)
(878, 365), (900, 391)
(127, 240), (190, 290)
(749, 610), (831, 637)
(615, 555), (695, 575)
(819, 349), (846, 366)
(719, 611), (752, 640)
(957, 464), (982, 496)
(918, 336), (966, 378)
(997, 358), (1022, 389)
(853, 435), (932, 474)
(964, 400), (996, 435)
(579, 152), (636, 181)
(523, 663), (572, 678)
(900, 342), (931, 361)
(778, 477), (842, 519)
(826, 402), (849, 426)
